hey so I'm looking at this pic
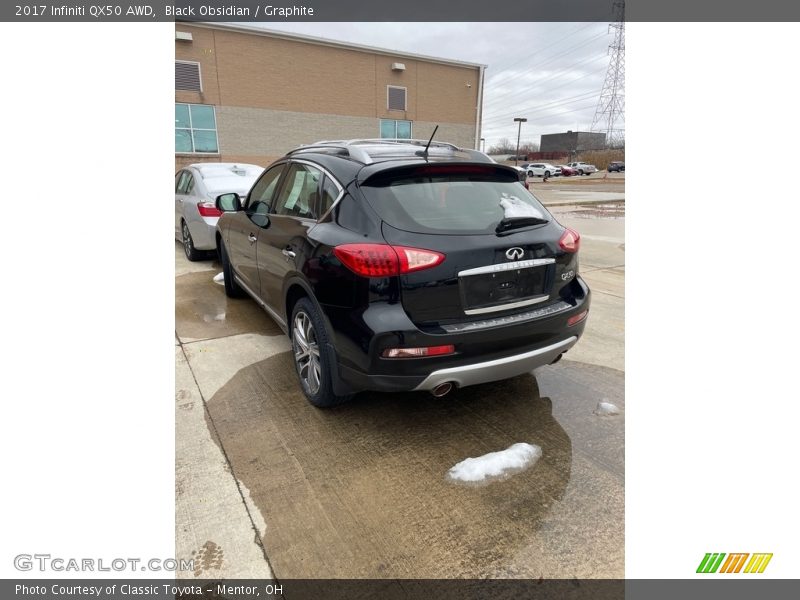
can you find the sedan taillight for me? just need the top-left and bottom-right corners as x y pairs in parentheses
(197, 202), (222, 217)
(333, 243), (445, 277)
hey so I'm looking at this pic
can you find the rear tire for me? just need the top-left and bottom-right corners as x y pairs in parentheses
(291, 298), (352, 408)
(219, 240), (246, 298)
(182, 221), (202, 262)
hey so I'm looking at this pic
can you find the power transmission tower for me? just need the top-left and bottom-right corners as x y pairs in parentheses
(591, 1), (625, 148)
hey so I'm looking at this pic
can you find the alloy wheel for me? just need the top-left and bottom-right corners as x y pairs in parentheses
(292, 311), (321, 395)
(182, 223), (193, 257)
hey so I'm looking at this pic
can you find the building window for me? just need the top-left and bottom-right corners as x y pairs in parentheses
(387, 86), (407, 111)
(380, 119), (412, 140)
(175, 61), (202, 92)
(175, 104), (219, 153)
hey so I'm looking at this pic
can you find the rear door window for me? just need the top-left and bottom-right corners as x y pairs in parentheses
(362, 165), (549, 235)
(273, 163), (322, 219)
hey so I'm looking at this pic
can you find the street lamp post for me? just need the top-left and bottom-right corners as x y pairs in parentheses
(513, 117), (527, 166)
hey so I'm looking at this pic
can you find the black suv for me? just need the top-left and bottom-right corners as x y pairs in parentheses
(214, 139), (590, 407)
(608, 161), (625, 172)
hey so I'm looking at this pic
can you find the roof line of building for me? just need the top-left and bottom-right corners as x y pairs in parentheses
(182, 22), (488, 70)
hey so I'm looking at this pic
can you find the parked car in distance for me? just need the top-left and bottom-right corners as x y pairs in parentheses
(214, 139), (590, 407)
(176, 163), (264, 261)
(608, 161), (625, 172)
(521, 162), (559, 178)
(567, 161), (598, 175)
(558, 165), (577, 177)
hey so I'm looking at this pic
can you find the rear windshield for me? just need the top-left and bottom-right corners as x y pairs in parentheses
(362, 169), (550, 235)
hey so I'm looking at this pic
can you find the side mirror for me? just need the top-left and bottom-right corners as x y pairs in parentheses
(216, 193), (241, 212)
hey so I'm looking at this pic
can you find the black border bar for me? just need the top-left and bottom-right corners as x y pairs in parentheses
(4, 579), (800, 600)
(4, 0), (800, 22)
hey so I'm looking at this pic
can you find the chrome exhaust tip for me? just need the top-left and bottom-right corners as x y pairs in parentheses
(431, 382), (454, 397)
(550, 353), (564, 365)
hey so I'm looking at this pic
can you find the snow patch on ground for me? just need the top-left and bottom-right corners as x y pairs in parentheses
(594, 400), (621, 416)
(213, 272), (225, 285)
(446, 443), (542, 486)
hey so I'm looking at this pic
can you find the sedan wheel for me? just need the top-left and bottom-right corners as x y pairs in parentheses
(182, 221), (201, 261)
(292, 311), (322, 396)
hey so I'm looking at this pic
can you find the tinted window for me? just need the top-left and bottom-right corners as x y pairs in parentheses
(362, 169), (549, 235)
(247, 165), (284, 211)
(273, 163), (321, 219)
(176, 171), (193, 194)
(319, 176), (340, 217)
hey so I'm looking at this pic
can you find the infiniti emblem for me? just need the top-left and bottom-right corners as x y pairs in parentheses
(505, 247), (524, 260)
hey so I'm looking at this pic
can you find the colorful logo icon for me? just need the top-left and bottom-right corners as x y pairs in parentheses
(696, 553), (772, 574)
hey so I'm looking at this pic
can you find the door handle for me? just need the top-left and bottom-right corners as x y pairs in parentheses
(248, 233), (257, 244)
(282, 248), (296, 259)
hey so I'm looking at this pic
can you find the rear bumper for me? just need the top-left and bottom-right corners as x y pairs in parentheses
(412, 336), (577, 391)
(187, 217), (219, 250)
(324, 276), (590, 394)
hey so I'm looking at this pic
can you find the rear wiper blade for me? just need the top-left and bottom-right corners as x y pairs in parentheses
(495, 216), (549, 233)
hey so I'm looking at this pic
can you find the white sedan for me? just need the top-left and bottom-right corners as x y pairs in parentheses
(175, 163), (264, 261)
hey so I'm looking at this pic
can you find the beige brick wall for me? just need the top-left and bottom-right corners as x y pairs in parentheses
(174, 24), (481, 169)
(174, 107), (476, 172)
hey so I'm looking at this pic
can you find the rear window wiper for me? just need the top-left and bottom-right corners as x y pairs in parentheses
(495, 216), (549, 233)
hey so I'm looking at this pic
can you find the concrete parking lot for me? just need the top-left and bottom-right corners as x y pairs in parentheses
(175, 178), (624, 579)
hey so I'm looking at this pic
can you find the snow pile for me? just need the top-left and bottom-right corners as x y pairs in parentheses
(213, 272), (225, 285)
(594, 401), (621, 416)
(499, 193), (545, 220)
(446, 442), (542, 486)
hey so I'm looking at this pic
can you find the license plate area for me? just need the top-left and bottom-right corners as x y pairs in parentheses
(458, 258), (555, 316)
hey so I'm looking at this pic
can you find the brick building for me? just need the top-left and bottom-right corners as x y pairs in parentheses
(175, 23), (486, 170)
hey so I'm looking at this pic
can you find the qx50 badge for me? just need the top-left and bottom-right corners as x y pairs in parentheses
(505, 247), (524, 260)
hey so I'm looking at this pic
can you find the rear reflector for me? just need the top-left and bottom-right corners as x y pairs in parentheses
(333, 243), (444, 277)
(567, 309), (588, 326)
(382, 345), (455, 358)
(558, 228), (580, 253)
(197, 202), (222, 217)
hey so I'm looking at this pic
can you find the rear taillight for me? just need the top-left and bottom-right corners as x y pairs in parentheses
(382, 345), (455, 358)
(197, 202), (222, 217)
(333, 244), (444, 277)
(558, 228), (580, 253)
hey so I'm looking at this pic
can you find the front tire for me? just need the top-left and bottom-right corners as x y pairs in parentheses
(182, 221), (202, 262)
(291, 298), (352, 408)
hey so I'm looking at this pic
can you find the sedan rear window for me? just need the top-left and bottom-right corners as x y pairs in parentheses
(362, 167), (549, 235)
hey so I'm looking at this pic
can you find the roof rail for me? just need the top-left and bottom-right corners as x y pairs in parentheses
(286, 139), (493, 165)
(286, 143), (373, 164)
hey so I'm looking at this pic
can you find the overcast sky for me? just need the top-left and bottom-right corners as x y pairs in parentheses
(244, 22), (620, 151)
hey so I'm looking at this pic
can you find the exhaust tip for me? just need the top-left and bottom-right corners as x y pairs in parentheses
(550, 353), (564, 365)
(431, 382), (454, 397)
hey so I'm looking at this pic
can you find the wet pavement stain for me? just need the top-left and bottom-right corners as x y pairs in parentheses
(552, 202), (625, 220)
(175, 270), (283, 342)
(204, 354), (624, 578)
